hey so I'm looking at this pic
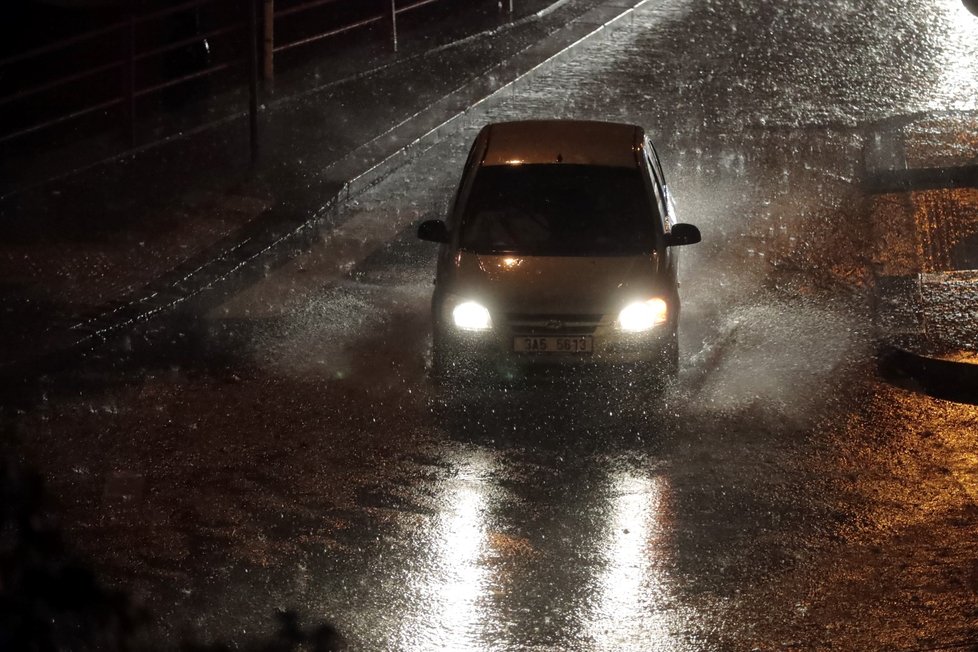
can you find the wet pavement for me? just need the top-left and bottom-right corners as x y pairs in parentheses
(5, 0), (978, 650)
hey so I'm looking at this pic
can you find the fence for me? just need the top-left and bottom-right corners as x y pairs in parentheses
(0, 0), (512, 157)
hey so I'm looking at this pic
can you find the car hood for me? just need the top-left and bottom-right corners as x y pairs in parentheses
(451, 251), (662, 315)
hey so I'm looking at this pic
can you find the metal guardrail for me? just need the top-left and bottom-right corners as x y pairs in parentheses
(0, 0), (504, 154)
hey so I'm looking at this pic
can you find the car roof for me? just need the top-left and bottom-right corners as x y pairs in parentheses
(481, 120), (643, 168)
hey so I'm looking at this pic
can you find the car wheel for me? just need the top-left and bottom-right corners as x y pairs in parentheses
(429, 339), (452, 383)
(661, 333), (679, 377)
(430, 333), (468, 386)
(630, 336), (678, 392)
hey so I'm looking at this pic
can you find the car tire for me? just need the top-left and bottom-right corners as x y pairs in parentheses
(662, 333), (679, 377)
(631, 335), (678, 392)
(429, 339), (452, 384)
(430, 333), (468, 386)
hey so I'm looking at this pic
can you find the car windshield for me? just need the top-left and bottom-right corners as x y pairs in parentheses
(458, 164), (657, 256)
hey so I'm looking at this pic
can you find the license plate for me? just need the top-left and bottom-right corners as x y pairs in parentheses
(513, 336), (593, 353)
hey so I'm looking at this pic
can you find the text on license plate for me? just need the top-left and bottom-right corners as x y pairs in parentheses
(513, 336), (593, 353)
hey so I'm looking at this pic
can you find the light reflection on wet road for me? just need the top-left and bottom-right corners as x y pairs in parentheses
(11, 0), (978, 650)
(582, 472), (672, 650)
(394, 449), (496, 651)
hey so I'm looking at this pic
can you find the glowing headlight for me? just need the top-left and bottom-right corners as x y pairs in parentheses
(618, 298), (668, 332)
(452, 301), (492, 331)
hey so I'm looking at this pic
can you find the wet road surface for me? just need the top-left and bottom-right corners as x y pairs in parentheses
(8, 0), (978, 649)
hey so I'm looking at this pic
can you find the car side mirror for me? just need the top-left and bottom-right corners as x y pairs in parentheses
(417, 219), (449, 243)
(665, 223), (701, 247)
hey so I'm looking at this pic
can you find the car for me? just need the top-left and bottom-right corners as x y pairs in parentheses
(417, 119), (701, 382)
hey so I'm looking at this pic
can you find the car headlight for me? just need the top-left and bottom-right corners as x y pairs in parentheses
(618, 298), (668, 332)
(452, 300), (492, 331)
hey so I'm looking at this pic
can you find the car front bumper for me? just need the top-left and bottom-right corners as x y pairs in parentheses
(433, 323), (676, 369)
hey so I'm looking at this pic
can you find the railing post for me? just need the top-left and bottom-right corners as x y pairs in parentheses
(247, 0), (260, 163)
(263, 0), (274, 90)
(125, 0), (136, 147)
(389, 0), (398, 52)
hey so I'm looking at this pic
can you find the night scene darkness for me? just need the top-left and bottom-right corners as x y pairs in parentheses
(2, 1), (978, 650)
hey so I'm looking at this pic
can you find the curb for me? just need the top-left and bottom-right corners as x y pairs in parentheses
(877, 344), (978, 405)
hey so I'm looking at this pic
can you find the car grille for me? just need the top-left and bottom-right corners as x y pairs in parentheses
(505, 313), (605, 335)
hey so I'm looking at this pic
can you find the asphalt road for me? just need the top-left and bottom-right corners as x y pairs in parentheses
(9, 0), (978, 650)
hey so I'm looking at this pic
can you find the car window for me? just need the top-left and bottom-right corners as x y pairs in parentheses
(458, 164), (658, 256)
(640, 150), (671, 233)
(645, 141), (667, 185)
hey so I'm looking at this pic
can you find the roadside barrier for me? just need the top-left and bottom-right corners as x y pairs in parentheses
(0, 0), (513, 157)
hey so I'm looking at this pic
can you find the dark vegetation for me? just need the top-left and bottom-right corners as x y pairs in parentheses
(0, 459), (347, 651)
